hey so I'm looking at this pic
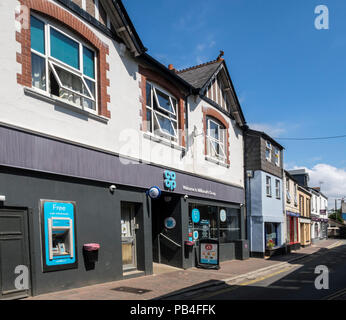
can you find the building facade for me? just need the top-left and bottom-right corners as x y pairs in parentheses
(0, 0), (249, 299)
(284, 171), (301, 250)
(288, 169), (328, 244)
(245, 129), (285, 257)
(298, 186), (311, 247)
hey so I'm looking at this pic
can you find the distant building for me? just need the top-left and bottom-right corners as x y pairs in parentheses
(342, 201), (346, 221)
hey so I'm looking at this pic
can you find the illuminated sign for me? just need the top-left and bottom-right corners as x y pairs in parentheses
(164, 170), (176, 191)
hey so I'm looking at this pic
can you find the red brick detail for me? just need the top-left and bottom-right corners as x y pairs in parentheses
(138, 65), (186, 148)
(16, 0), (110, 118)
(202, 107), (230, 165)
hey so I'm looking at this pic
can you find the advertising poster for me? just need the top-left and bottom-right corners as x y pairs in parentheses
(198, 239), (220, 269)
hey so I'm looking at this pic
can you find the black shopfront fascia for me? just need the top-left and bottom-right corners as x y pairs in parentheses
(181, 197), (245, 269)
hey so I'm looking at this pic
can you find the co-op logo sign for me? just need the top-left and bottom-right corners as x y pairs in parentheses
(164, 170), (176, 191)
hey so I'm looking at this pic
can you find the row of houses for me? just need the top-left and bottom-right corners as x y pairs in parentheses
(0, 0), (328, 299)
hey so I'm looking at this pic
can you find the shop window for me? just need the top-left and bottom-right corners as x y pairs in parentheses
(146, 81), (178, 141)
(188, 204), (241, 244)
(219, 208), (241, 243)
(265, 222), (278, 248)
(206, 117), (227, 162)
(30, 15), (97, 113)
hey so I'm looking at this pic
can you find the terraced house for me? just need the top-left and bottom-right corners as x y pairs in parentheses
(0, 0), (248, 298)
(244, 129), (285, 258)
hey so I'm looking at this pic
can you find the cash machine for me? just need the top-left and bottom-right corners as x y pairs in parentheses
(41, 200), (78, 271)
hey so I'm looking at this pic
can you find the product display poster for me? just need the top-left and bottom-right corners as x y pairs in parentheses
(200, 242), (218, 265)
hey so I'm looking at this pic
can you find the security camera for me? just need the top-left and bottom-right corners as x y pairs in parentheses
(109, 185), (117, 193)
(184, 195), (189, 200)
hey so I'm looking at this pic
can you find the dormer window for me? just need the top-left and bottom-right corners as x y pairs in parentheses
(145, 82), (178, 141)
(265, 141), (272, 161)
(206, 118), (227, 161)
(30, 15), (97, 113)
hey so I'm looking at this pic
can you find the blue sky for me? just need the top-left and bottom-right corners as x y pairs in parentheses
(124, 0), (346, 202)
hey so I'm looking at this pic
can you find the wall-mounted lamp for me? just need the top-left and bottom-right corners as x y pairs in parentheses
(184, 195), (189, 200)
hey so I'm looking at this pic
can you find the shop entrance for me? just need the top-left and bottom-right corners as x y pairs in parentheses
(121, 202), (137, 271)
(0, 207), (31, 300)
(151, 194), (182, 268)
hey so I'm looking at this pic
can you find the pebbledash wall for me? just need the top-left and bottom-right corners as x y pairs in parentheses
(0, 0), (247, 296)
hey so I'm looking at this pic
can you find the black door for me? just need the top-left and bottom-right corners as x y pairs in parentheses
(0, 208), (31, 299)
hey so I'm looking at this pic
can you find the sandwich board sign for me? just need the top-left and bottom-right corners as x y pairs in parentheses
(197, 239), (220, 270)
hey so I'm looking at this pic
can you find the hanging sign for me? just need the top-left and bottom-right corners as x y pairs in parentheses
(220, 209), (227, 222)
(164, 217), (176, 229)
(147, 186), (161, 199)
(191, 209), (200, 223)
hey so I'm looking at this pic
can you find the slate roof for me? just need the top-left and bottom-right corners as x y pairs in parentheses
(176, 60), (223, 89)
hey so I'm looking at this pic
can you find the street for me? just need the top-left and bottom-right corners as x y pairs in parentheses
(169, 241), (346, 300)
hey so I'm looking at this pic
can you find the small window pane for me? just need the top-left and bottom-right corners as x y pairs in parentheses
(54, 65), (90, 97)
(146, 83), (152, 107)
(50, 28), (80, 69)
(209, 120), (219, 139)
(83, 46), (95, 79)
(31, 16), (45, 54)
(146, 108), (152, 132)
(31, 53), (46, 90)
(155, 114), (175, 137)
(155, 89), (174, 114)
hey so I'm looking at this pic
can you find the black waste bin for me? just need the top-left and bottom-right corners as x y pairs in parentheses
(233, 239), (249, 260)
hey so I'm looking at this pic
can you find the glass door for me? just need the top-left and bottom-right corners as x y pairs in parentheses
(121, 203), (136, 271)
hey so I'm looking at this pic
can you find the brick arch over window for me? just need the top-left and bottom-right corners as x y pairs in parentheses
(139, 65), (186, 147)
(16, 0), (111, 118)
(202, 106), (230, 165)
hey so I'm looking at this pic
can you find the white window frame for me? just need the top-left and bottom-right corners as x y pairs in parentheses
(265, 141), (272, 161)
(30, 13), (98, 114)
(275, 179), (281, 199)
(145, 82), (178, 141)
(286, 179), (291, 203)
(206, 118), (227, 162)
(266, 176), (272, 197)
(274, 147), (280, 166)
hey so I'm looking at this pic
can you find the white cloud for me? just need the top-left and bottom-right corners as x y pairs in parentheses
(290, 164), (346, 208)
(249, 122), (287, 137)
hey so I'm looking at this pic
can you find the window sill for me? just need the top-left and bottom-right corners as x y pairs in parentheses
(143, 132), (185, 152)
(24, 87), (109, 124)
(205, 156), (230, 168)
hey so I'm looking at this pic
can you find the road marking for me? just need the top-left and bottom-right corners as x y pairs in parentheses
(321, 287), (346, 300)
(326, 241), (344, 249)
(193, 266), (295, 300)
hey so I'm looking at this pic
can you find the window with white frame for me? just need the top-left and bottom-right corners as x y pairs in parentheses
(294, 184), (298, 206)
(145, 82), (178, 141)
(266, 176), (272, 197)
(275, 179), (281, 199)
(265, 141), (272, 161)
(274, 147), (280, 166)
(206, 117), (227, 162)
(286, 179), (291, 203)
(30, 14), (97, 113)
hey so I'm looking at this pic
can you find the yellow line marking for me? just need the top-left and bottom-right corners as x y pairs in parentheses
(194, 266), (295, 300)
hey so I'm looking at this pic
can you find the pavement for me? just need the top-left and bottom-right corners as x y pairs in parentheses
(27, 238), (341, 300)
